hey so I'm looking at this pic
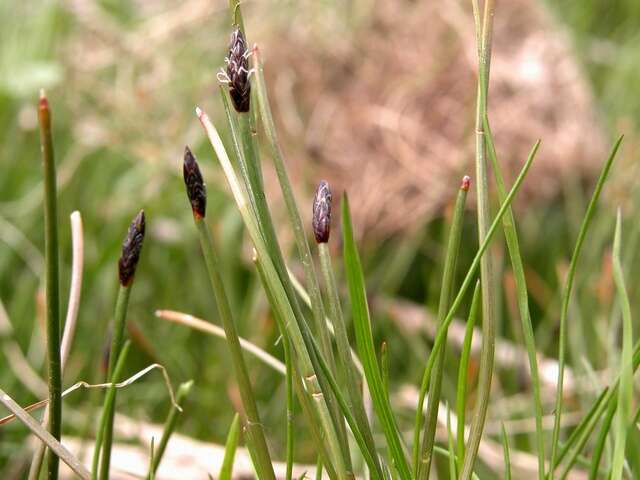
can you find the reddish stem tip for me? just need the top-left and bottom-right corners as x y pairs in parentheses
(461, 175), (471, 192)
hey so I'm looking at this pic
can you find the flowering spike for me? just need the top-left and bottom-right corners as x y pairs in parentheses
(118, 210), (145, 286)
(312, 180), (332, 243)
(183, 146), (207, 219)
(225, 28), (251, 113)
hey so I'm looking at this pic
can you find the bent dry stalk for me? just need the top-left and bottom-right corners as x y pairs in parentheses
(182, 146), (276, 480)
(39, 90), (62, 480)
(94, 210), (145, 480)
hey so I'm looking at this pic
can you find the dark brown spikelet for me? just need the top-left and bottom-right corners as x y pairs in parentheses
(118, 210), (145, 286)
(313, 180), (332, 243)
(226, 28), (251, 113)
(183, 146), (207, 219)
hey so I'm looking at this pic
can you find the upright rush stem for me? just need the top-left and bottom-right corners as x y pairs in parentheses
(95, 210), (145, 480)
(418, 177), (469, 479)
(461, 2), (496, 478)
(39, 90), (62, 480)
(183, 147), (276, 480)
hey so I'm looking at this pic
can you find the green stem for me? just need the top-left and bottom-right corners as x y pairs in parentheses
(195, 219), (276, 480)
(456, 281), (481, 471)
(461, 1), (496, 477)
(91, 341), (131, 480)
(39, 91), (62, 480)
(284, 336), (294, 480)
(417, 180), (468, 479)
(149, 380), (194, 476)
(219, 413), (241, 480)
(319, 242), (382, 477)
(96, 285), (132, 480)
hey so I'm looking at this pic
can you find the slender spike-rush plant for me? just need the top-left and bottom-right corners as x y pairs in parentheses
(38, 90), (62, 480)
(197, 106), (349, 478)
(417, 176), (469, 479)
(94, 210), (146, 480)
(219, 13), (350, 467)
(182, 146), (276, 480)
(462, 0), (497, 477)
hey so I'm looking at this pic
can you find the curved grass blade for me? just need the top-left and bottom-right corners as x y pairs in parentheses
(483, 113), (545, 478)
(342, 194), (411, 479)
(549, 135), (624, 476)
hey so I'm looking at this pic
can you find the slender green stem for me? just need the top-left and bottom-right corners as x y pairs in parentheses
(319, 242), (381, 476)
(253, 253), (340, 479)
(417, 179), (469, 479)
(195, 219), (276, 480)
(610, 210), (632, 480)
(461, 1), (496, 477)
(96, 285), (132, 480)
(456, 281), (481, 470)
(501, 424), (512, 480)
(549, 136), (623, 476)
(39, 91), (62, 480)
(588, 394), (616, 479)
(149, 380), (193, 476)
(91, 341), (131, 480)
(219, 413), (241, 480)
(284, 337), (294, 480)
(446, 406), (457, 480)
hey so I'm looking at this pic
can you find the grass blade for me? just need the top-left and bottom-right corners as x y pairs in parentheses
(447, 405), (457, 480)
(342, 193), (411, 479)
(39, 90), (62, 480)
(549, 135), (623, 476)
(610, 209), (632, 480)
(483, 107), (545, 478)
(219, 413), (241, 480)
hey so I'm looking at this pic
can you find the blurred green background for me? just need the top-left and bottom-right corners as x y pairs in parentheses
(1, 0), (639, 477)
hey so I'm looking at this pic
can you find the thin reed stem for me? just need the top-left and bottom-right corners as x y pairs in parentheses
(456, 282), (481, 470)
(417, 177), (469, 479)
(194, 215), (276, 480)
(461, 0), (496, 477)
(39, 90), (62, 480)
(91, 341), (131, 480)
